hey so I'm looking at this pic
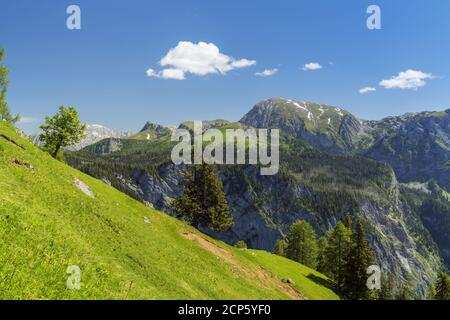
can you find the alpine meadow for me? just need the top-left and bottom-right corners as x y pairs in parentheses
(1, 0), (450, 307)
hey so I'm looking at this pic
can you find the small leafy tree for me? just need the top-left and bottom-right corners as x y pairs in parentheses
(172, 163), (233, 232)
(273, 239), (288, 257)
(285, 220), (318, 268)
(435, 272), (450, 300)
(40, 106), (86, 158)
(0, 49), (20, 123)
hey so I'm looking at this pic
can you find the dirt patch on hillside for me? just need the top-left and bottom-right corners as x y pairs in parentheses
(12, 159), (33, 169)
(182, 232), (304, 299)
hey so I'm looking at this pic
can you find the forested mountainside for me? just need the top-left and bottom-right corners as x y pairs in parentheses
(66, 98), (450, 294)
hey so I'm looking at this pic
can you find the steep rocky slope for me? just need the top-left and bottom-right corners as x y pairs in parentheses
(365, 110), (450, 191)
(240, 98), (363, 153)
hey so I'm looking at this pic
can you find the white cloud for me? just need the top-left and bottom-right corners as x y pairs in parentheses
(379, 69), (433, 90)
(231, 59), (256, 69)
(161, 68), (186, 80)
(255, 68), (278, 77)
(359, 87), (376, 94)
(302, 62), (322, 71)
(18, 117), (39, 124)
(147, 41), (256, 80)
(146, 68), (157, 77)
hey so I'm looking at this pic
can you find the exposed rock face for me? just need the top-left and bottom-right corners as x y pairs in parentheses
(129, 163), (185, 211)
(365, 110), (450, 191)
(92, 138), (123, 154)
(70, 124), (133, 151)
(140, 122), (173, 135)
(239, 98), (361, 153)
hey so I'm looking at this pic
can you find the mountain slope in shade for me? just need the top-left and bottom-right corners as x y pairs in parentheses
(365, 110), (450, 192)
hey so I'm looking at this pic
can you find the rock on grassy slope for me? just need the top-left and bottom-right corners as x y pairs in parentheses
(0, 122), (339, 300)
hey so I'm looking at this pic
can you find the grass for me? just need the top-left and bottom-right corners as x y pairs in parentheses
(0, 121), (339, 300)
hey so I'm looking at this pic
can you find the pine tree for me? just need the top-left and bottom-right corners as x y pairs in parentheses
(0, 49), (20, 123)
(285, 220), (318, 268)
(316, 237), (328, 273)
(379, 272), (395, 300)
(342, 218), (375, 299)
(272, 239), (288, 257)
(172, 163), (233, 232)
(323, 222), (353, 290)
(434, 273), (450, 300)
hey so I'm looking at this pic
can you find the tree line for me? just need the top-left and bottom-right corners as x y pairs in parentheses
(272, 217), (450, 300)
(272, 217), (376, 299)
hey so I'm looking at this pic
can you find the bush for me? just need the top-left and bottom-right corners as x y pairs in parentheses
(235, 240), (247, 249)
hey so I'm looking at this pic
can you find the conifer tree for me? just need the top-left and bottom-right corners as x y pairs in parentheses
(323, 222), (353, 290)
(0, 49), (20, 123)
(434, 272), (450, 300)
(342, 218), (375, 299)
(395, 274), (417, 300)
(273, 239), (288, 257)
(316, 237), (328, 273)
(172, 163), (233, 232)
(379, 272), (395, 300)
(285, 220), (318, 268)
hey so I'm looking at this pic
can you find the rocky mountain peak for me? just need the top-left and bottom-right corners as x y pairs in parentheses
(140, 122), (172, 134)
(240, 97), (361, 153)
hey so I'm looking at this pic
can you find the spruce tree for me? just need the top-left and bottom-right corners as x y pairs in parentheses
(379, 272), (395, 300)
(435, 272), (450, 300)
(173, 163), (233, 232)
(342, 218), (375, 299)
(0, 49), (20, 123)
(273, 239), (288, 257)
(285, 220), (318, 268)
(316, 237), (328, 273)
(324, 222), (353, 290)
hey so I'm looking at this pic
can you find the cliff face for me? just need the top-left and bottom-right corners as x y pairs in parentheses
(365, 110), (450, 192)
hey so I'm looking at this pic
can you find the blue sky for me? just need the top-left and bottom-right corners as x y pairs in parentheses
(1, 0), (450, 133)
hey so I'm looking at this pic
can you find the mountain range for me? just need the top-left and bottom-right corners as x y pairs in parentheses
(65, 97), (450, 294)
(31, 124), (134, 151)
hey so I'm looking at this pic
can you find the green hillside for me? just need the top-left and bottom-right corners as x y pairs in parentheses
(0, 121), (339, 300)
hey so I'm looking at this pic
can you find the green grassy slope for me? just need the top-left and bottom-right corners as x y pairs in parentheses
(0, 122), (339, 300)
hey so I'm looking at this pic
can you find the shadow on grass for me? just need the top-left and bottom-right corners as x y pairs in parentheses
(307, 273), (341, 295)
